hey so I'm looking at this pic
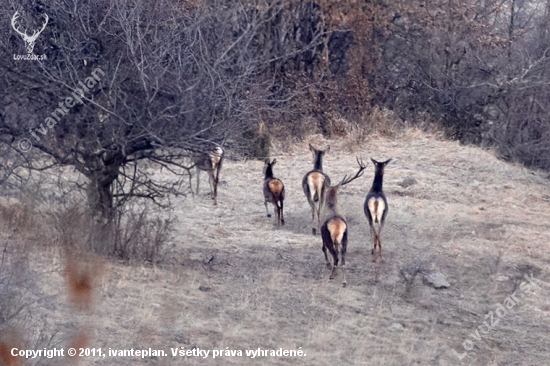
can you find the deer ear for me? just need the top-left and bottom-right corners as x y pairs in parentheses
(383, 158), (392, 166)
(272, 158), (277, 165)
(371, 157), (377, 165)
(264, 159), (270, 165)
(309, 143), (315, 153)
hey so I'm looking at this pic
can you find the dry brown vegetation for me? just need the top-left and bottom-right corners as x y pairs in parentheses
(1, 131), (550, 365)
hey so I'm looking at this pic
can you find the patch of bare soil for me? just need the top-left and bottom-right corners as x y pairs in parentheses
(3, 131), (550, 365)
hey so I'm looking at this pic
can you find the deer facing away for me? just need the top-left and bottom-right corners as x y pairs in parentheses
(194, 146), (224, 205)
(321, 157), (366, 287)
(302, 144), (331, 235)
(364, 158), (391, 263)
(263, 159), (285, 226)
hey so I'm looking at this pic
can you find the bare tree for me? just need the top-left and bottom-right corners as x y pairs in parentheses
(0, 0), (326, 228)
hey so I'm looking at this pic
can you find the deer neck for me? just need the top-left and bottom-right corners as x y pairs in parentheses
(264, 166), (274, 179)
(371, 171), (384, 193)
(324, 188), (341, 216)
(314, 154), (323, 171)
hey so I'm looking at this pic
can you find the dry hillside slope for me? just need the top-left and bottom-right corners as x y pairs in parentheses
(3, 132), (550, 366)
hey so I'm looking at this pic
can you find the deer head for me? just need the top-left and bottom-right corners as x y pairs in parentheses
(11, 12), (49, 54)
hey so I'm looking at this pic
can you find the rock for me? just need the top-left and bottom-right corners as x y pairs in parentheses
(198, 285), (211, 292)
(399, 176), (417, 188)
(390, 323), (404, 331)
(423, 271), (450, 289)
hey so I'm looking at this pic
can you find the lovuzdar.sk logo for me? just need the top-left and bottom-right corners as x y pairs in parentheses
(11, 11), (48, 60)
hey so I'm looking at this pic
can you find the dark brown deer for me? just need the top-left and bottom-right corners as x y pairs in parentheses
(263, 159), (285, 226)
(321, 157), (366, 287)
(364, 158), (392, 263)
(194, 146), (224, 205)
(302, 144), (331, 235)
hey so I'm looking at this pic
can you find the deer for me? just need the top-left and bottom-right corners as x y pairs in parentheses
(263, 159), (285, 226)
(321, 157), (366, 287)
(11, 12), (49, 54)
(302, 144), (331, 235)
(193, 146), (224, 205)
(364, 158), (392, 263)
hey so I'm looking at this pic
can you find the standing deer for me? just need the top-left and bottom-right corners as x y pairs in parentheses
(302, 144), (331, 235)
(194, 146), (224, 205)
(11, 12), (49, 54)
(364, 158), (392, 262)
(263, 159), (285, 226)
(321, 157), (366, 287)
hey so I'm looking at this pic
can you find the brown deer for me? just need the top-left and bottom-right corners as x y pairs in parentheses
(263, 159), (285, 226)
(364, 158), (392, 262)
(321, 157), (366, 287)
(194, 146), (224, 205)
(302, 144), (331, 235)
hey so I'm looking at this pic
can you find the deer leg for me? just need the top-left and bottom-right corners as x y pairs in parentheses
(316, 203), (322, 236)
(310, 202), (316, 235)
(208, 171), (214, 198)
(372, 230), (378, 263)
(329, 250), (339, 280)
(340, 239), (348, 287)
(275, 202), (280, 226)
(317, 190), (324, 234)
(370, 226), (374, 255)
(265, 200), (271, 218)
(322, 244), (331, 269)
(279, 199), (284, 226)
(341, 266), (347, 286)
(208, 171), (218, 205)
(212, 168), (219, 205)
(370, 226), (376, 257)
(277, 202), (282, 226)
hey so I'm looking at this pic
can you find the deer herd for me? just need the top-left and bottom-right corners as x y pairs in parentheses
(195, 143), (391, 287)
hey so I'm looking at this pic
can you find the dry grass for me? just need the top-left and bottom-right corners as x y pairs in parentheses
(1, 131), (550, 365)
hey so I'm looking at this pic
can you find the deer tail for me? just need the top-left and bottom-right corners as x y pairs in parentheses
(214, 155), (223, 184)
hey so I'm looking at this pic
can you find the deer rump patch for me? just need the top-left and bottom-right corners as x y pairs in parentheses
(210, 155), (221, 167)
(367, 197), (386, 224)
(209, 147), (223, 168)
(307, 172), (325, 200)
(327, 218), (346, 244)
(268, 179), (284, 195)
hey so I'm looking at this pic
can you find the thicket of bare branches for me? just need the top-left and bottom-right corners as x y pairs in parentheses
(371, 0), (550, 170)
(263, 0), (550, 171)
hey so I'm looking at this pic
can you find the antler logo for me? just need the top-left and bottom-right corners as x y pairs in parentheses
(11, 11), (49, 54)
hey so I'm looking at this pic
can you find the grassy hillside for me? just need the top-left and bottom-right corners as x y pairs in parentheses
(2, 131), (550, 365)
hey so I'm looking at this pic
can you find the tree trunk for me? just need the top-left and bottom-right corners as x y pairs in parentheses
(87, 177), (114, 222)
